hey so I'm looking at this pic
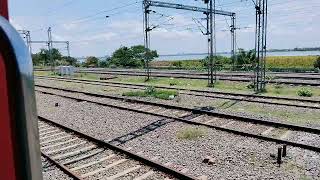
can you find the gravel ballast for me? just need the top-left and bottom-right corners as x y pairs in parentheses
(36, 91), (320, 179)
(41, 157), (73, 180)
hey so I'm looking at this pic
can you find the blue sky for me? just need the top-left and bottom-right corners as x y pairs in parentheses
(9, 0), (320, 57)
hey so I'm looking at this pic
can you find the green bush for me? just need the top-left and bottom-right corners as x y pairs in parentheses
(314, 56), (320, 69)
(246, 83), (255, 89)
(297, 88), (313, 97)
(172, 61), (182, 68)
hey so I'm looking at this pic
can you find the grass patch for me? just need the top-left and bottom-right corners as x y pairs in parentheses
(34, 71), (56, 76)
(123, 86), (178, 100)
(151, 56), (319, 72)
(176, 127), (206, 140)
(231, 103), (320, 125)
(112, 76), (320, 98)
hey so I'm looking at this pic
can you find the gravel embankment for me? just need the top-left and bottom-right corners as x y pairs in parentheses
(37, 92), (320, 179)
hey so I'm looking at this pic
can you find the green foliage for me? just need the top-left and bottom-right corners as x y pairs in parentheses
(172, 61), (182, 68)
(145, 86), (156, 94)
(62, 56), (78, 66)
(123, 86), (178, 100)
(297, 88), (313, 97)
(98, 57), (111, 68)
(32, 48), (63, 66)
(201, 56), (232, 69)
(176, 127), (206, 140)
(84, 56), (99, 67)
(314, 56), (320, 69)
(246, 83), (255, 89)
(235, 49), (256, 70)
(108, 45), (158, 68)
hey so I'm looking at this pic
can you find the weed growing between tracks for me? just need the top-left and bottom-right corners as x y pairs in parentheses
(112, 76), (320, 98)
(123, 86), (178, 100)
(176, 127), (207, 140)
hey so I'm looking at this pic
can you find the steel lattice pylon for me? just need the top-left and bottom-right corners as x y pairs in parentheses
(254, 0), (268, 92)
(143, 0), (236, 84)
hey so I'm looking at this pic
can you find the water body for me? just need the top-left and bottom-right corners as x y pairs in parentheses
(155, 50), (320, 61)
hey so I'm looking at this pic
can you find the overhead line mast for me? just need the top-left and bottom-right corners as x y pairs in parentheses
(143, 0), (236, 85)
(254, 0), (268, 92)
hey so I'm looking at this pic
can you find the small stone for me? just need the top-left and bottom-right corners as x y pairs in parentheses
(270, 153), (276, 158)
(203, 156), (210, 163)
(203, 156), (215, 165)
(168, 95), (175, 100)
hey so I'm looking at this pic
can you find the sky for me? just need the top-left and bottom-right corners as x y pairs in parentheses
(9, 0), (320, 57)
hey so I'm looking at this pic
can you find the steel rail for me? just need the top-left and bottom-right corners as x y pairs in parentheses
(39, 116), (196, 180)
(35, 69), (320, 81)
(36, 76), (320, 109)
(36, 86), (320, 153)
(41, 152), (83, 180)
(76, 71), (320, 86)
(78, 69), (320, 81)
(35, 84), (320, 135)
(36, 75), (320, 104)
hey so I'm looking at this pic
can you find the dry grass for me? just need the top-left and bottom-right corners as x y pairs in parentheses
(266, 56), (318, 68)
(176, 127), (207, 140)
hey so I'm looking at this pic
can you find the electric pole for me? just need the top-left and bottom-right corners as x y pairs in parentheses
(208, 0), (216, 86)
(230, 14), (237, 71)
(144, 0), (151, 81)
(254, 0), (268, 92)
(66, 41), (70, 57)
(47, 27), (53, 71)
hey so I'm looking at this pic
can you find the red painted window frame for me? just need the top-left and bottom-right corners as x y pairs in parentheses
(0, 1), (17, 180)
(0, 0), (9, 19)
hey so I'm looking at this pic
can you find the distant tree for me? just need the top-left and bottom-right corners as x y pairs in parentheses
(50, 48), (63, 61)
(236, 49), (256, 66)
(109, 45), (158, 68)
(143, 48), (158, 68)
(110, 46), (137, 67)
(98, 57), (111, 68)
(201, 55), (231, 67)
(31, 48), (63, 66)
(85, 56), (99, 67)
(31, 53), (43, 66)
(62, 56), (78, 66)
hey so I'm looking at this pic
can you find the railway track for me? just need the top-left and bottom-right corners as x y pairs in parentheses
(39, 116), (196, 180)
(36, 76), (320, 109)
(80, 69), (320, 80)
(76, 70), (320, 86)
(36, 68), (320, 81)
(36, 85), (320, 153)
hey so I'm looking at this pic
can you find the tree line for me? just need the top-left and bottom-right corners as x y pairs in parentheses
(32, 45), (158, 68)
(32, 45), (285, 70)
